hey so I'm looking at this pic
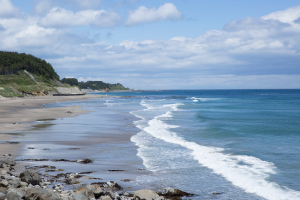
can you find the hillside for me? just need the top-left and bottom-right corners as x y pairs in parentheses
(0, 51), (64, 97)
(0, 51), (59, 80)
(0, 51), (129, 97)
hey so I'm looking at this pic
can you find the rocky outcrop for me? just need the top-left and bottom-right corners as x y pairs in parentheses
(0, 155), (194, 200)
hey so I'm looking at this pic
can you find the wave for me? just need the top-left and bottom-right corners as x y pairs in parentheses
(191, 97), (221, 102)
(131, 100), (300, 200)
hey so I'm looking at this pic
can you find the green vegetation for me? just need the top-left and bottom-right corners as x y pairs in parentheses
(61, 78), (78, 86)
(0, 70), (60, 97)
(78, 81), (129, 90)
(0, 51), (129, 97)
(0, 87), (21, 98)
(0, 51), (59, 80)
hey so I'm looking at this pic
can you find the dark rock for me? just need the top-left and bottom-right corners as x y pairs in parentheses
(120, 179), (132, 182)
(77, 159), (93, 164)
(159, 187), (194, 199)
(20, 170), (41, 185)
(43, 148), (50, 150)
(6, 141), (19, 144)
(28, 147), (34, 149)
(67, 148), (80, 150)
(78, 171), (95, 174)
(107, 170), (125, 172)
(105, 181), (123, 191)
(9, 167), (15, 172)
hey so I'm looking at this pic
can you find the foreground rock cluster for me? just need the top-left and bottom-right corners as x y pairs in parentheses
(0, 156), (194, 200)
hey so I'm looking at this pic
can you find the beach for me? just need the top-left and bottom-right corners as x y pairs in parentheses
(0, 95), (162, 199)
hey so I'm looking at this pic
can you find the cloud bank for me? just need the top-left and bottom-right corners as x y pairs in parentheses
(125, 3), (182, 26)
(0, 0), (300, 89)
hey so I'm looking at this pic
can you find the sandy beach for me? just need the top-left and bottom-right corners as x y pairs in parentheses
(0, 95), (153, 195)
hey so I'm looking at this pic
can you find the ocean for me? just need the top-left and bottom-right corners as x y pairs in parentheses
(93, 89), (300, 200)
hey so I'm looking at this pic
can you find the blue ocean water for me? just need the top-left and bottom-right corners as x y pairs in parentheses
(94, 89), (300, 200)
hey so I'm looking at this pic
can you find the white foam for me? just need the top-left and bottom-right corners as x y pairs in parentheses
(191, 97), (221, 102)
(132, 100), (300, 200)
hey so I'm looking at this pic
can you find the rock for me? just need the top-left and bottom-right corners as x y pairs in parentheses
(0, 192), (5, 200)
(24, 187), (61, 200)
(20, 181), (28, 187)
(162, 187), (175, 195)
(0, 180), (8, 187)
(104, 181), (123, 191)
(0, 170), (6, 175)
(160, 187), (194, 199)
(20, 170), (41, 185)
(134, 189), (160, 200)
(7, 188), (25, 200)
(0, 157), (16, 166)
(7, 176), (21, 188)
(100, 195), (112, 200)
(82, 184), (103, 198)
(71, 194), (89, 200)
(75, 188), (95, 199)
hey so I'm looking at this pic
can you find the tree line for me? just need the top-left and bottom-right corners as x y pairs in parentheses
(61, 78), (129, 90)
(0, 51), (59, 80)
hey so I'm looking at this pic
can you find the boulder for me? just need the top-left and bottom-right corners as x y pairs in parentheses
(7, 176), (21, 188)
(24, 187), (61, 200)
(134, 189), (160, 200)
(100, 195), (112, 200)
(20, 170), (41, 185)
(71, 194), (89, 200)
(0, 192), (5, 200)
(0, 180), (8, 187)
(160, 187), (194, 199)
(0, 157), (16, 166)
(82, 184), (103, 198)
(75, 187), (95, 199)
(7, 188), (25, 200)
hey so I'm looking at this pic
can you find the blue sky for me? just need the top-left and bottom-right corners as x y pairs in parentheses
(1, 0), (300, 89)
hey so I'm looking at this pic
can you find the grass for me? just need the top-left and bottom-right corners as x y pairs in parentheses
(0, 70), (60, 97)
(0, 87), (22, 97)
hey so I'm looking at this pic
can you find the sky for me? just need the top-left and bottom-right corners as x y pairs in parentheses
(1, 0), (300, 89)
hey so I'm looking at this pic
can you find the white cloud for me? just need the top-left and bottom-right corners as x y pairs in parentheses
(125, 3), (182, 26)
(0, 0), (19, 18)
(39, 7), (121, 28)
(262, 5), (300, 24)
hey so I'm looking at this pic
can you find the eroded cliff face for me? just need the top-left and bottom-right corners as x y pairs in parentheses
(55, 87), (84, 94)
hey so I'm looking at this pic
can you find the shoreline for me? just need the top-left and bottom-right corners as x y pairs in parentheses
(0, 95), (196, 200)
(0, 95), (158, 197)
